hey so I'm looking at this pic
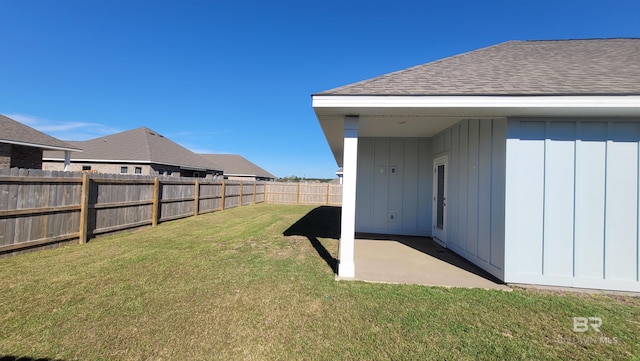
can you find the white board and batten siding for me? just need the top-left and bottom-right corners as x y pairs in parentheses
(432, 119), (507, 281)
(504, 119), (640, 292)
(355, 138), (432, 237)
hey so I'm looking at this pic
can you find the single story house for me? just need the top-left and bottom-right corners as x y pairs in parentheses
(44, 127), (222, 177)
(312, 39), (640, 292)
(199, 154), (275, 181)
(1, 114), (81, 170)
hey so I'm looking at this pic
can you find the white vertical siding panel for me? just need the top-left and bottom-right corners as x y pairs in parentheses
(443, 128), (452, 152)
(356, 137), (432, 236)
(449, 125), (460, 248)
(516, 121), (546, 276)
(418, 139), (432, 234)
(433, 133), (444, 155)
(402, 140), (419, 231)
(505, 119), (640, 291)
(491, 119), (507, 270)
(574, 122), (607, 280)
(356, 138), (374, 229)
(466, 119), (480, 257)
(388, 139), (404, 230)
(503, 120), (521, 283)
(477, 120), (492, 262)
(543, 122), (576, 277)
(433, 118), (505, 280)
(373, 139), (389, 230)
(605, 123), (639, 281)
(458, 121), (469, 254)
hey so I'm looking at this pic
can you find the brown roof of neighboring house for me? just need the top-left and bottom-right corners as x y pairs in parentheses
(44, 127), (219, 171)
(199, 154), (275, 179)
(315, 39), (640, 96)
(0, 114), (81, 152)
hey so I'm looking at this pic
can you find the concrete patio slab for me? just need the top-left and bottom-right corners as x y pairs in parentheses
(341, 234), (510, 290)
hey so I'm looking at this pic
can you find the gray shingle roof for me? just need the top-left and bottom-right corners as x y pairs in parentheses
(316, 39), (640, 96)
(45, 127), (218, 171)
(0, 114), (81, 151)
(199, 154), (275, 179)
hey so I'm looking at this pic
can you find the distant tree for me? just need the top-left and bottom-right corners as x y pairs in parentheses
(276, 176), (335, 183)
(277, 175), (301, 182)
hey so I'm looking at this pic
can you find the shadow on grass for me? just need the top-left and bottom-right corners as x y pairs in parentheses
(1, 357), (66, 361)
(283, 206), (341, 273)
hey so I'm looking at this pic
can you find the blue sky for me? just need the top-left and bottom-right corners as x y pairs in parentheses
(1, 1), (639, 178)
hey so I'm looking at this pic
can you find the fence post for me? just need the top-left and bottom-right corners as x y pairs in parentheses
(152, 177), (160, 226)
(78, 173), (90, 244)
(326, 183), (330, 205)
(239, 181), (243, 207)
(221, 181), (226, 210)
(253, 181), (257, 204)
(297, 182), (301, 204)
(264, 182), (268, 203)
(194, 178), (200, 216)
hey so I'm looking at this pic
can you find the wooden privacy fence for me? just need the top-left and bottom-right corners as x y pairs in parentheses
(0, 169), (266, 256)
(0, 169), (342, 256)
(265, 182), (342, 206)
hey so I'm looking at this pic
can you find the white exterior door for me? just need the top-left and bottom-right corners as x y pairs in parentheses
(432, 156), (447, 245)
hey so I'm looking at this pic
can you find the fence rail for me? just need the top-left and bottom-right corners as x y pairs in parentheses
(0, 168), (341, 256)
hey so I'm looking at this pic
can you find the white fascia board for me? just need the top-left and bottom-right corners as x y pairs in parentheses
(312, 95), (640, 110)
(0, 139), (82, 152)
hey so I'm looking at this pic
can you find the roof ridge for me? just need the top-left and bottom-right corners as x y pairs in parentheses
(139, 127), (156, 161)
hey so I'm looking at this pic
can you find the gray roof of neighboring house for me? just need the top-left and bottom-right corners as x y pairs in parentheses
(44, 127), (219, 171)
(0, 114), (81, 152)
(315, 39), (640, 96)
(199, 154), (276, 179)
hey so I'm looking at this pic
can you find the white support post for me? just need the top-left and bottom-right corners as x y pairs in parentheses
(63, 151), (71, 171)
(338, 115), (359, 278)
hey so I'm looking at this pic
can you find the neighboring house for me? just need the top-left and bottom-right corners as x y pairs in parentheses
(1, 114), (81, 170)
(199, 154), (276, 181)
(44, 127), (222, 177)
(335, 168), (343, 184)
(312, 39), (640, 292)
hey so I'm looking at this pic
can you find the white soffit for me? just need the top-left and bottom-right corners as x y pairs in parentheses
(312, 95), (640, 166)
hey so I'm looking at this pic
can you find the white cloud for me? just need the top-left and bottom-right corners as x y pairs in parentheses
(6, 113), (121, 141)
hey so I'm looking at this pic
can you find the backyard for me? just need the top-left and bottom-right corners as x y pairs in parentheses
(0, 204), (638, 360)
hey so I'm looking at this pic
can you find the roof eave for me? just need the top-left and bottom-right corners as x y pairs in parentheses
(0, 139), (82, 153)
(313, 94), (640, 167)
(312, 94), (640, 110)
(42, 158), (220, 172)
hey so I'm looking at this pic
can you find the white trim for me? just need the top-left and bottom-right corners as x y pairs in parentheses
(312, 95), (640, 109)
(338, 116), (359, 278)
(0, 139), (81, 152)
(432, 155), (448, 246)
(63, 151), (71, 171)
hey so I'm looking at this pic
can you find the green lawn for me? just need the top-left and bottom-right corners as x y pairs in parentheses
(0, 204), (638, 360)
